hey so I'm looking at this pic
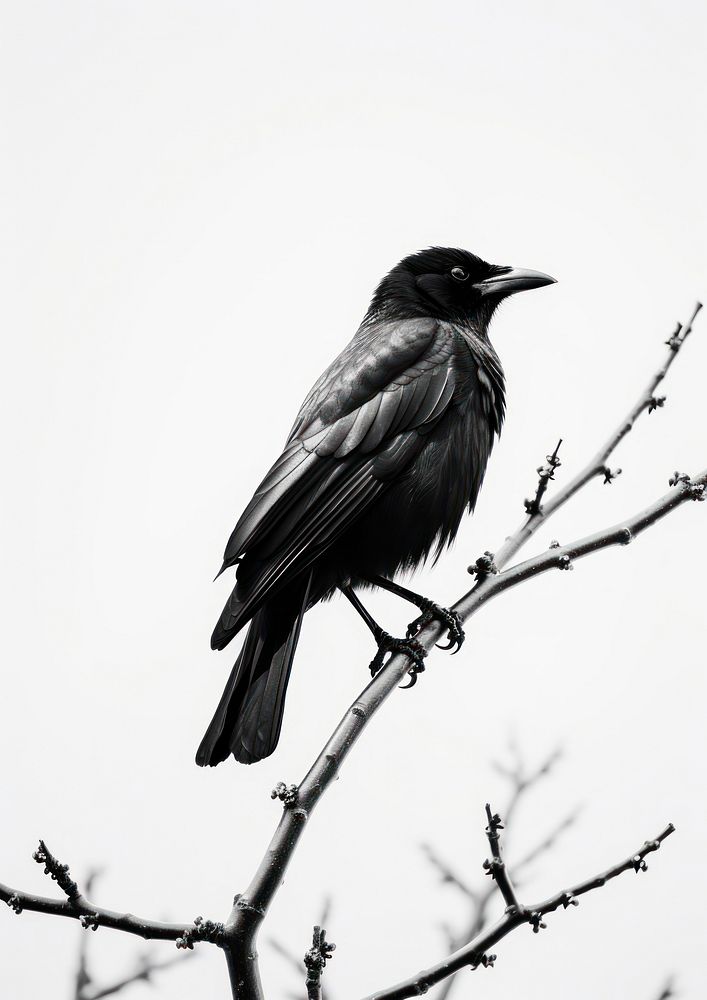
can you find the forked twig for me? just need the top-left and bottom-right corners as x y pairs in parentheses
(361, 811), (674, 1000)
(426, 746), (577, 1000)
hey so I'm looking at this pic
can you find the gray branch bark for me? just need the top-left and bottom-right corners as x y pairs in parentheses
(361, 814), (674, 1000)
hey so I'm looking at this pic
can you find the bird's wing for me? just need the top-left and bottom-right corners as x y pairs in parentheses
(285, 315), (445, 444)
(222, 316), (448, 564)
(213, 317), (459, 642)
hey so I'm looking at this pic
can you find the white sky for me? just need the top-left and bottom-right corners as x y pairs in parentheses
(2, 2), (706, 998)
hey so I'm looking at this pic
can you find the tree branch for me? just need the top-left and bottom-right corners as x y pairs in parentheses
(70, 870), (195, 1000)
(74, 870), (101, 1000)
(493, 301), (702, 568)
(85, 953), (195, 1000)
(420, 845), (479, 902)
(654, 978), (676, 1000)
(482, 805), (517, 909)
(524, 439), (563, 516)
(269, 898), (335, 1000)
(222, 308), (705, 998)
(360, 812), (675, 1000)
(221, 467), (704, 996)
(458, 467), (706, 623)
(304, 925), (335, 1000)
(0, 842), (205, 944)
(489, 746), (564, 852)
(430, 746), (576, 1000)
(513, 811), (578, 879)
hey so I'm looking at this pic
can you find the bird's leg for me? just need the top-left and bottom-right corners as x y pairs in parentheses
(340, 585), (427, 687)
(363, 575), (465, 653)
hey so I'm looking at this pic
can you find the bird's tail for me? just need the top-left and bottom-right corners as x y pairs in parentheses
(196, 573), (312, 766)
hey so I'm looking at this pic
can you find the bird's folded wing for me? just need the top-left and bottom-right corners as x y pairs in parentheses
(215, 317), (458, 627)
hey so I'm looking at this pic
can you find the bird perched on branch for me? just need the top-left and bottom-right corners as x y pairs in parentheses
(197, 247), (555, 765)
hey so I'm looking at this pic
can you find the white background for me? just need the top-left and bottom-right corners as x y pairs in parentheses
(2, 2), (706, 998)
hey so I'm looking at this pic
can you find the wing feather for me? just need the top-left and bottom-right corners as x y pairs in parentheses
(216, 317), (463, 635)
(314, 410), (358, 456)
(418, 368), (455, 430)
(333, 394), (383, 457)
(358, 387), (402, 452)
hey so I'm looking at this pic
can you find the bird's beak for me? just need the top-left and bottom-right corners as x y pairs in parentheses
(475, 266), (557, 298)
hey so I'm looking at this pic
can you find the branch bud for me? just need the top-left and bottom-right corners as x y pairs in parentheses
(6, 894), (22, 915)
(271, 782), (299, 807)
(647, 395), (666, 414)
(602, 466), (622, 485)
(468, 551), (498, 579)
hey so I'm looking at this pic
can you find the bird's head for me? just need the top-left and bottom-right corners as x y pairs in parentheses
(368, 247), (555, 327)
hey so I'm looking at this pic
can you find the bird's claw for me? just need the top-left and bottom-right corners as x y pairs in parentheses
(368, 632), (427, 687)
(406, 601), (465, 654)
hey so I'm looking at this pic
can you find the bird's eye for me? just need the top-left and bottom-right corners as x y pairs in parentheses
(450, 267), (468, 281)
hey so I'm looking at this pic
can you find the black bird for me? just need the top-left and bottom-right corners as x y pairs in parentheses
(197, 248), (555, 765)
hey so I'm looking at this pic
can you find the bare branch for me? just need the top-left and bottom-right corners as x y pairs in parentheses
(459, 468), (707, 625)
(269, 938), (308, 977)
(304, 925), (336, 1000)
(69, 869), (196, 1000)
(360, 815), (675, 1000)
(6, 461), (701, 997)
(512, 811), (579, 878)
(482, 805), (517, 909)
(223, 467), (705, 997)
(0, 844), (204, 944)
(432, 747), (576, 1000)
(85, 953), (195, 1000)
(654, 977), (676, 1000)
(524, 439), (562, 516)
(491, 746), (562, 841)
(494, 301), (702, 567)
(175, 916), (226, 950)
(34, 840), (79, 900)
(421, 844), (479, 901)
(270, 898), (336, 1000)
(74, 870), (101, 1000)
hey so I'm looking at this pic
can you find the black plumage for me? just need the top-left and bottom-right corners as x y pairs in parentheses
(197, 247), (555, 765)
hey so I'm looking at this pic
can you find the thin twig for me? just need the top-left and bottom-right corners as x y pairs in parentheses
(71, 870), (195, 1000)
(421, 845), (479, 902)
(269, 938), (307, 977)
(458, 469), (706, 624)
(482, 806), (517, 908)
(269, 898), (335, 1000)
(524, 439), (562, 516)
(304, 925), (335, 1000)
(513, 812), (579, 878)
(494, 302), (702, 568)
(85, 954), (195, 1000)
(653, 977), (676, 1000)
(490, 747), (562, 840)
(431, 747), (576, 1000)
(74, 870), (101, 1000)
(360, 813), (675, 1000)
(0, 843), (206, 943)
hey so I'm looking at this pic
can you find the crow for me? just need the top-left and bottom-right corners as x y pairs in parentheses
(196, 247), (555, 765)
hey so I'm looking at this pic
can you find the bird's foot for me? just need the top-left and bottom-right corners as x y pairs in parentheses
(406, 600), (465, 654)
(368, 632), (427, 688)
